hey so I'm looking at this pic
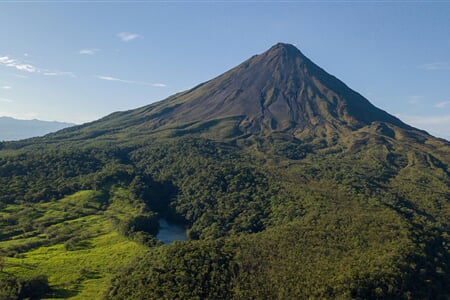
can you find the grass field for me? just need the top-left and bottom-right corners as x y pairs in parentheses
(0, 189), (148, 299)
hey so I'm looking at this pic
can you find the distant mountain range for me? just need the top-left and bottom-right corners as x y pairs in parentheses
(0, 116), (74, 141)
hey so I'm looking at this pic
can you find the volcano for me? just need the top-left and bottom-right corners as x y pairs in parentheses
(1, 43), (449, 299)
(138, 43), (413, 133)
(37, 42), (431, 146)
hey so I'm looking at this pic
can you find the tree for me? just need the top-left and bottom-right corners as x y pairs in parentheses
(0, 255), (5, 272)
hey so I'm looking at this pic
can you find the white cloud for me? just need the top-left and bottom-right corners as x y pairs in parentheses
(43, 71), (76, 78)
(433, 101), (450, 109)
(0, 97), (14, 103)
(0, 55), (75, 77)
(0, 56), (38, 73)
(79, 48), (100, 55)
(1, 85), (12, 90)
(96, 75), (122, 82)
(96, 75), (166, 87)
(0, 57), (13, 64)
(419, 62), (450, 71)
(397, 114), (450, 140)
(152, 83), (167, 87)
(117, 32), (141, 42)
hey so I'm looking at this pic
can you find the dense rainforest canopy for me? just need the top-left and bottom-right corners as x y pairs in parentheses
(0, 43), (449, 299)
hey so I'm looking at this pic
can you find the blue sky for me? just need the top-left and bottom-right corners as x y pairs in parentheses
(0, 1), (449, 140)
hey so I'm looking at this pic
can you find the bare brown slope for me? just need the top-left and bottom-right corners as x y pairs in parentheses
(123, 43), (414, 134)
(23, 43), (430, 146)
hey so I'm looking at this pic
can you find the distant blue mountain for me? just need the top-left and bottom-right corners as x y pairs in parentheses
(0, 116), (74, 141)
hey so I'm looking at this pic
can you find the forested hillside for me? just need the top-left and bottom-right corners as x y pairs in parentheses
(0, 43), (449, 299)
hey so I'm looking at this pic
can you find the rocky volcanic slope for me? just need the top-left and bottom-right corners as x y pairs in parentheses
(0, 43), (449, 299)
(26, 43), (421, 143)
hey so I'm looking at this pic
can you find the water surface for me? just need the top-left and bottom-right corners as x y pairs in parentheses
(156, 218), (186, 244)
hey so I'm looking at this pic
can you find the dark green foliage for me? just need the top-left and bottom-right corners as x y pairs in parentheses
(129, 138), (275, 239)
(107, 202), (449, 299)
(0, 149), (105, 204)
(274, 141), (311, 160)
(104, 137), (449, 299)
(1, 134), (449, 298)
(0, 277), (20, 300)
(0, 43), (449, 298)
(117, 214), (159, 236)
(105, 240), (235, 300)
(18, 275), (51, 299)
(0, 275), (50, 300)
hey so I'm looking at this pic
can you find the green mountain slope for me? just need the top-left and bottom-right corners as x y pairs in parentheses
(0, 43), (449, 299)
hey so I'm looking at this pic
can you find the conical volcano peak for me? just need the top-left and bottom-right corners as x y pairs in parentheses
(66, 43), (417, 141)
(250, 42), (308, 70)
(144, 42), (411, 135)
(265, 42), (304, 58)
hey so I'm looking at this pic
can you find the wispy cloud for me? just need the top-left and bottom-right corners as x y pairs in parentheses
(117, 32), (141, 42)
(152, 83), (167, 87)
(433, 101), (450, 109)
(0, 56), (38, 73)
(96, 75), (122, 82)
(43, 71), (76, 77)
(419, 62), (450, 71)
(0, 55), (75, 77)
(1, 85), (12, 90)
(96, 75), (166, 87)
(79, 48), (100, 55)
(0, 97), (14, 103)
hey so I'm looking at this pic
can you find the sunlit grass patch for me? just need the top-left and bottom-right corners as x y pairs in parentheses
(3, 218), (146, 299)
(1, 189), (148, 299)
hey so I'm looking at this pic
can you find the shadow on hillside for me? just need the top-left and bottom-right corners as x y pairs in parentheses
(47, 287), (79, 298)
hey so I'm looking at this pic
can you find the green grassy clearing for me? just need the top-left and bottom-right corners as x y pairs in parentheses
(0, 189), (148, 299)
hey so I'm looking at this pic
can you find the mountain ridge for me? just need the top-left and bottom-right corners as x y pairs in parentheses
(0, 116), (74, 141)
(20, 43), (432, 149)
(0, 43), (449, 299)
(106, 42), (417, 134)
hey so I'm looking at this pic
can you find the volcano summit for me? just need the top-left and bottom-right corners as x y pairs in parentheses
(0, 44), (449, 299)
